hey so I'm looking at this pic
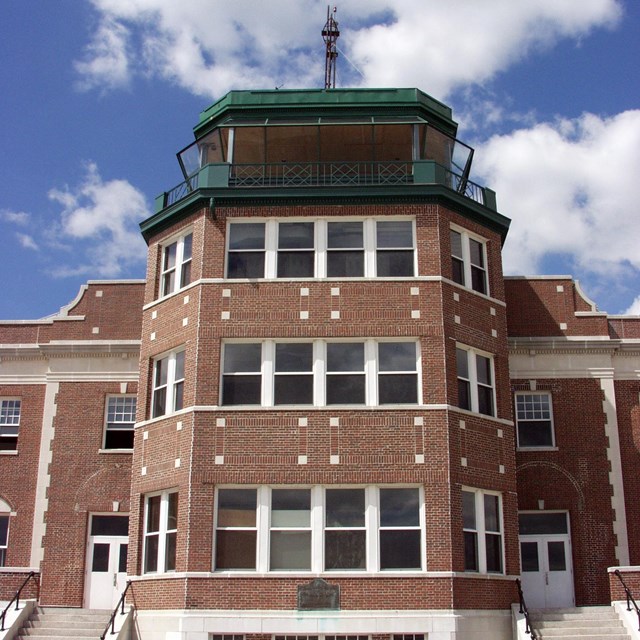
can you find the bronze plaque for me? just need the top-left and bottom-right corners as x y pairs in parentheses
(297, 578), (340, 610)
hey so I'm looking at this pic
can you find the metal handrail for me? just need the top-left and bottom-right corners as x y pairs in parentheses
(515, 578), (537, 639)
(0, 570), (40, 631)
(100, 580), (132, 640)
(614, 569), (640, 631)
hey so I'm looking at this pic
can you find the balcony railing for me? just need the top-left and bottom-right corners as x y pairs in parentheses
(159, 160), (495, 212)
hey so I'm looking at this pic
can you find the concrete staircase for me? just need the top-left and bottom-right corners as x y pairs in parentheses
(15, 607), (112, 640)
(528, 606), (630, 639)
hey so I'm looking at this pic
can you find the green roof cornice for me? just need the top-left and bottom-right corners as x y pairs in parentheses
(194, 88), (457, 138)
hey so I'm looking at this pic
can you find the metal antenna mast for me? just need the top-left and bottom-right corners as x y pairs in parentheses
(322, 5), (340, 89)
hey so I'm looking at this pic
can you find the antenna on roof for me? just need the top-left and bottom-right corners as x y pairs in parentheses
(322, 5), (340, 89)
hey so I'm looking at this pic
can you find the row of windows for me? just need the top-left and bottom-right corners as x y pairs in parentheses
(142, 487), (502, 575)
(156, 220), (489, 297)
(151, 342), (496, 416)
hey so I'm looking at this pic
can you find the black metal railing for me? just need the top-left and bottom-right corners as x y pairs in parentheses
(0, 571), (40, 631)
(614, 569), (640, 631)
(100, 580), (133, 640)
(160, 160), (488, 209)
(516, 578), (537, 639)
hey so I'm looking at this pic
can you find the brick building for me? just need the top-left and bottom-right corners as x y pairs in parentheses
(1, 88), (640, 640)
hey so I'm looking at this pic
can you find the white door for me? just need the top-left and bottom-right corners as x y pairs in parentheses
(84, 515), (129, 609)
(519, 512), (574, 609)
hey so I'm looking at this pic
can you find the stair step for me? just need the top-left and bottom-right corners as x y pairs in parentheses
(536, 619), (624, 629)
(16, 606), (112, 640)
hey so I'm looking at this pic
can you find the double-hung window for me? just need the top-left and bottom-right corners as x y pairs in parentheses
(214, 486), (423, 573)
(160, 232), (193, 297)
(104, 395), (136, 449)
(456, 346), (495, 416)
(143, 490), (178, 573)
(0, 399), (20, 451)
(0, 512), (8, 567)
(226, 218), (415, 279)
(515, 392), (555, 448)
(151, 350), (185, 418)
(450, 228), (488, 294)
(462, 488), (503, 573)
(221, 340), (419, 407)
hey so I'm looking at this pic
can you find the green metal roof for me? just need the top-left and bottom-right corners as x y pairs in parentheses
(194, 88), (457, 138)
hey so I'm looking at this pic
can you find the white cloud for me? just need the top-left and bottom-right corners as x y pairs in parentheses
(1, 210), (30, 225)
(47, 162), (149, 277)
(77, 0), (621, 99)
(473, 110), (640, 281)
(16, 233), (39, 251)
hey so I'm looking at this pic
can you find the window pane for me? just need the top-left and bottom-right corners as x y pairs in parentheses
(327, 251), (364, 277)
(229, 223), (265, 250)
(471, 266), (487, 294)
(227, 252), (265, 278)
(215, 530), (257, 569)
(278, 222), (314, 249)
(146, 495), (161, 533)
(547, 541), (566, 571)
(175, 351), (185, 380)
(379, 374), (418, 404)
(376, 250), (414, 277)
(519, 513), (568, 535)
(118, 543), (128, 573)
(0, 516), (8, 546)
(163, 242), (177, 270)
(274, 376), (313, 404)
(271, 489), (311, 527)
(222, 376), (261, 405)
(277, 252), (314, 277)
(520, 542), (539, 572)
(155, 357), (168, 387)
(462, 491), (476, 529)
(483, 494), (500, 533)
(325, 530), (366, 569)
(458, 379), (471, 411)
(168, 492), (179, 530)
(380, 530), (421, 569)
(469, 239), (484, 268)
(476, 355), (492, 385)
(91, 515), (129, 536)
(328, 222), (363, 249)
(152, 387), (166, 418)
(174, 380), (184, 412)
(456, 348), (469, 378)
(452, 257), (464, 285)
(326, 374), (365, 404)
(92, 543), (110, 572)
(485, 533), (503, 572)
(378, 342), (416, 372)
(165, 531), (177, 571)
(275, 344), (313, 372)
(182, 233), (193, 261)
(380, 488), (420, 526)
(218, 489), (257, 527)
(104, 429), (134, 449)
(377, 221), (413, 248)
(144, 535), (159, 572)
(270, 531), (311, 570)
(450, 230), (463, 258)
(464, 531), (478, 571)
(327, 343), (364, 372)
(326, 489), (365, 527)
(518, 421), (553, 447)
(224, 344), (262, 372)
(477, 385), (494, 416)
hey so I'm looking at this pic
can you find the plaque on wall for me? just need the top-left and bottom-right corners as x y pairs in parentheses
(297, 578), (340, 610)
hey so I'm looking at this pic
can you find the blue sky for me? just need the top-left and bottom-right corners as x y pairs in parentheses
(0, 0), (639, 320)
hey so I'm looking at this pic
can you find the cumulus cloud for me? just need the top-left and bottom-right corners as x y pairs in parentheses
(473, 110), (640, 282)
(76, 0), (621, 99)
(1, 209), (31, 225)
(47, 162), (149, 277)
(16, 233), (39, 251)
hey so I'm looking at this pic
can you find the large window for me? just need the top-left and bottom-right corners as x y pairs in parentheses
(221, 340), (419, 406)
(151, 350), (185, 418)
(0, 399), (20, 451)
(104, 395), (136, 449)
(143, 491), (178, 573)
(450, 227), (488, 295)
(462, 488), (503, 574)
(160, 232), (193, 297)
(515, 392), (555, 448)
(226, 218), (415, 279)
(0, 513), (8, 567)
(456, 346), (495, 416)
(215, 486), (423, 573)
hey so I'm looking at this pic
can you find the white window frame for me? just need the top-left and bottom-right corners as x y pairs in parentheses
(0, 398), (21, 452)
(160, 231), (193, 298)
(103, 395), (136, 450)
(462, 487), (504, 574)
(456, 345), (496, 417)
(151, 349), (186, 418)
(220, 339), (421, 407)
(0, 500), (10, 568)
(213, 485), (425, 574)
(225, 218), (417, 279)
(142, 490), (178, 574)
(450, 225), (488, 295)
(515, 391), (556, 449)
